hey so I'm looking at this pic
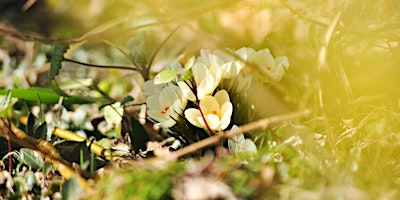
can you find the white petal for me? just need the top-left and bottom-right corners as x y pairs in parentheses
(214, 90), (230, 106)
(251, 50), (275, 70)
(243, 139), (257, 153)
(209, 66), (222, 90)
(143, 80), (165, 97)
(193, 63), (209, 85)
(197, 74), (214, 100)
(228, 128), (245, 154)
(236, 47), (256, 61)
(148, 110), (167, 122)
(147, 96), (163, 111)
(178, 81), (196, 101)
(218, 102), (233, 130)
(157, 119), (177, 128)
(275, 56), (289, 70)
(204, 114), (222, 130)
(184, 108), (203, 128)
(159, 86), (179, 107)
(200, 95), (220, 115)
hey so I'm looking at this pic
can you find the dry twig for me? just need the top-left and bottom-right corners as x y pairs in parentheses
(0, 118), (89, 189)
(170, 109), (311, 160)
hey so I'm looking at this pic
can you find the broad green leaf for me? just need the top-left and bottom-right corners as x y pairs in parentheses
(0, 88), (94, 105)
(154, 69), (178, 84)
(0, 90), (17, 117)
(16, 148), (44, 169)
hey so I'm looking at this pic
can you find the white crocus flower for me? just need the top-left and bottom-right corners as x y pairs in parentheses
(178, 63), (221, 101)
(184, 90), (232, 131)
(228, 125), (257, 154)
(197, 49), (244, 79)
(146, 85), (187, 128)
(236, 47), (289, 82)
(142, 80), (166, 97)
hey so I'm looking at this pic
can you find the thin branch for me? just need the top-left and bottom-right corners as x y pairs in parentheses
(63, 58), (138, 71)
(279, 0), (328, 27)
(102, 39), (144, 73)
(170, 109), (311, 159)
(147, 26), (181, 76)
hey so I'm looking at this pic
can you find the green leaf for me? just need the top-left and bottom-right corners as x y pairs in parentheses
(124, 116), (149, 153)
(121, 95), (134, 104)
(55, 141), (91, 165)
(33, 122), (47, 140)
(50, 44), (69, 81)
(99, 102), (113, 111)
(51, 80), (70, 97)
(0, 90), (17, 117)
(178, 58), (195, 81)
(0, 88), (94, 105)
(16, 148), (44, 169)
(184, 56), (195, 71)
(27, 113), (39, 137)
(50, 44), (71, 98)
(154, 69), (178, 84)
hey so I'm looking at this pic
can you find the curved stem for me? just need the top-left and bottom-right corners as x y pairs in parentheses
(196, 100), (215, 136)
(63, 58), (138, 71)
(186, 79), (216, 136)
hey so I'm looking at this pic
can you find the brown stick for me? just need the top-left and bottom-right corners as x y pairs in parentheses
(0, 118), (89, 189)
(170, 109), (310, 159)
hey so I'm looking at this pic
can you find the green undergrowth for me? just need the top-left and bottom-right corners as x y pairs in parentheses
(89, 103), (400, 199)
(1, 0), (399, 199)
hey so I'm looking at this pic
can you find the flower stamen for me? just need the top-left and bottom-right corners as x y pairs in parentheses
(161, 106), (170, 114)
(212, 110), (219, 116)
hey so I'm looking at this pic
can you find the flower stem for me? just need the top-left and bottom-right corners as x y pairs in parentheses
(186, 80), (219, 154)
(196, 100), (215, 136)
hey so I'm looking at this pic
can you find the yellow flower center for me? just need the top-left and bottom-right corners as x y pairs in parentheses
(266, 66), (271, 70)
(212, 110), (219, 116)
